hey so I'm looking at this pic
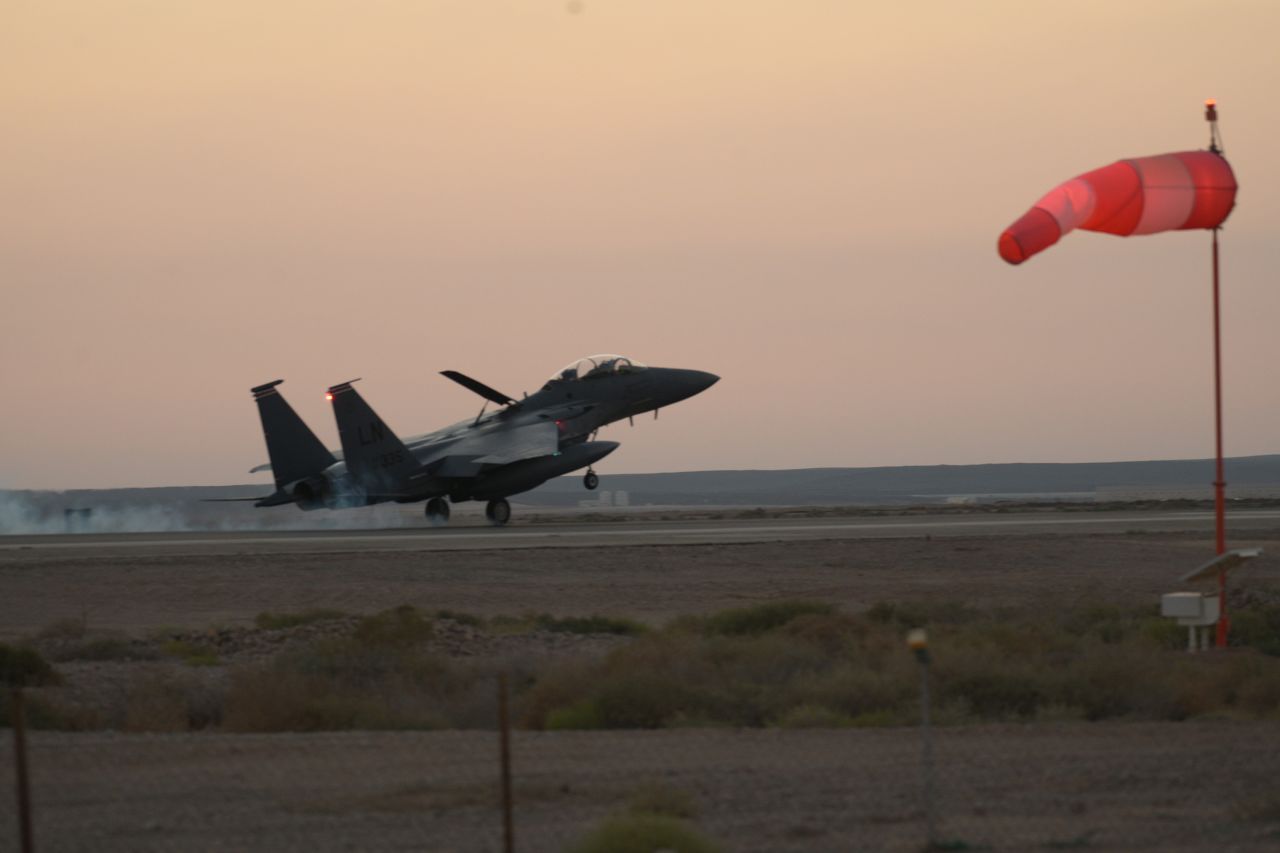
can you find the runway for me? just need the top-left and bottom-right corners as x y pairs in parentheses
(5, 508), (1280, 558)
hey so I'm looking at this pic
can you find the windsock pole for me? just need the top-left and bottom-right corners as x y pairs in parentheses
(1206, 99), (1229, 647)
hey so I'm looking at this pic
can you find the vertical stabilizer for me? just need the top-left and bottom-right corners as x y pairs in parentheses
(327, 380), (420, 494)
(251, 380), (337, 490)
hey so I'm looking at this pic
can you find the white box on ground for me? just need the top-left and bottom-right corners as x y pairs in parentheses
(1160, 592), (1220, 625)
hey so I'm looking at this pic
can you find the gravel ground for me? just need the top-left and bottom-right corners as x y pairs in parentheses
(4, 525), (1280, 851)
(2, 724), (1279, 852)
(4, 529), (1279, 638)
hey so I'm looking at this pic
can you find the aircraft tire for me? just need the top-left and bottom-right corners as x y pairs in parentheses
(583, 471), (599, 491)
(485, 498), (511, 526)
(425, 498), (450, 526)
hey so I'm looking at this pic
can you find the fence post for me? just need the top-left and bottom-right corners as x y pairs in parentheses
(12, 687), (35, 853)
(907, 629), (936, 849)
(497, 673), (514, 853)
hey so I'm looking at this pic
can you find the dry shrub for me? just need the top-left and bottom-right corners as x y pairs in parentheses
(780, 663), (913, 720)
(222, 607), (484, 732)
(703, 600), (834, 636)
(1, 690), (97, 730)
(0, 643), (59, 687)
(1231, 603), (1280, 656)
(353, 605), (434, 648)
(254, 608), (349, 630)
(123, 671), (222, 732)
(781, 611), (869, 654)
(222, 668), (449, 732)
(947, 672), (1042, 718)
(544, 699), (603, 730)
(566, 814), (722, 853)
(536, 614), (647, 636)
(161, 640), (219, 667)
(518, 660), (598, 729)
(527, 598), (1280, 731)
(774, 704), (855, 728)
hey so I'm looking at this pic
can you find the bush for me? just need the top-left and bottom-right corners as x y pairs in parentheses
(161, 640), (220, 667)
(123, 672), (223, 731)
(703, 601), (835, 636)
(0, 643), (59, 687)
(222, 668), (450, 732)
(38, 634), (156, 663)
(221, 607), (467, 732)
(254, 609), (349, 630)
(353, 605), (434, 648)
(948, 673), (1042, 718)
(1140, 616), (1188, 650)
(536, 614), (647, 636)
(0, 691), (87, 730)
(774, 703), (854, 728)
(545, 699), (604, 730)
(567, 814), (722, 853)
(434, 609), (485, 628)
(1231, 603), (1280, 656)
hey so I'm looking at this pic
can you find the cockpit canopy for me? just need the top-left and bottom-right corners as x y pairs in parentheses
(545, 354), (647, 387)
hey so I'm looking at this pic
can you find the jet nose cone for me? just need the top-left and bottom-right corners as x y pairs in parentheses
(663, 368), (719, 404)
(687, 369), (720, 395)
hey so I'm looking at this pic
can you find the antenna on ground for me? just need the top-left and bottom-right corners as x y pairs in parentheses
(1205, 99), (1223, 153)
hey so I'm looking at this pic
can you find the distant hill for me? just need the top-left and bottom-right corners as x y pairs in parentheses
(524, 454), (1280, 507)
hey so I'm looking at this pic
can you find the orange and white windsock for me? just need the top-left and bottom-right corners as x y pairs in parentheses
(998, 151), (1237, 265)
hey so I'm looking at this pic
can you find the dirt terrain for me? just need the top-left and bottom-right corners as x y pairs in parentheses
(4, 528), (1279, 638)
(3, 522), (1280, 851)
(4, 724), (1279, 852)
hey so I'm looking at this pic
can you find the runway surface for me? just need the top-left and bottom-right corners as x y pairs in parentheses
(5, 508), (1280, 558)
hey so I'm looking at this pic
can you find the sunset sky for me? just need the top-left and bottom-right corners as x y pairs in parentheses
(3, 1), (1278, 490)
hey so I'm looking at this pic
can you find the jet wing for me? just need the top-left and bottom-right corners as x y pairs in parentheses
(422, 421), (559, 478)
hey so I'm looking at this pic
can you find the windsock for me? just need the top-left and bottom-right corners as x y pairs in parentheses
(998, 151), (1237, 265)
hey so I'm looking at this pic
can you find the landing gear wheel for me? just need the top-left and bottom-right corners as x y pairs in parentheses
(425, 497), (450, 526)
(485, 498), (511, 526)
(583, 469), (599, 491)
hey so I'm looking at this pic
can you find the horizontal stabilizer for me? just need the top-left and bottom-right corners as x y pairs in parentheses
(441, 371), (515, 407)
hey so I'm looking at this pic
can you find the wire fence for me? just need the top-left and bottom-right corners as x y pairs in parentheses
(5, 688), (1280, 852)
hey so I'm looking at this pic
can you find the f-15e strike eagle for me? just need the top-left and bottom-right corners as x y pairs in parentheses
(249, 355), (718, 525)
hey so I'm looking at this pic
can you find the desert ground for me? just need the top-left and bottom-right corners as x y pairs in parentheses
(3, 510), (1280, 851)
(5, 509), (1280, 636)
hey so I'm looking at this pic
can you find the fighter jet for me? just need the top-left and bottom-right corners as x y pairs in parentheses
(248, 355), (718, 525)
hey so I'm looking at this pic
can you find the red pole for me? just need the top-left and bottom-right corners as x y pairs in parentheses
(1211, 226), (1229, 647)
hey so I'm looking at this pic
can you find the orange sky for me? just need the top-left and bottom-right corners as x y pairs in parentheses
(3, 1), (1278, 489)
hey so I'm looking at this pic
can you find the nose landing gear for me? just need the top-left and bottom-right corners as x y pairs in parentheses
(583, 469), (599, 491)
(485, 498), (511, 526)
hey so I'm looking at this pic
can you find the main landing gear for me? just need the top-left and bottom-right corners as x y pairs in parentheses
(425, 497), (450, 526)
(583, 468), (599, 491)
(485, 498), (511, 526)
